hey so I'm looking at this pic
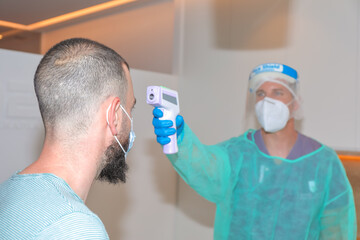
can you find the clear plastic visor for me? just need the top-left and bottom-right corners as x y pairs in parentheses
(245, 73), (302, 129)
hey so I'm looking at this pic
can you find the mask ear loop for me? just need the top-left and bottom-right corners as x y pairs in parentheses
(106, 104), (126, 154)
(120, 105), (132, 120)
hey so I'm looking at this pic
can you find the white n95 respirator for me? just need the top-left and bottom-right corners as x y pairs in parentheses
(255, 97), (290, 133)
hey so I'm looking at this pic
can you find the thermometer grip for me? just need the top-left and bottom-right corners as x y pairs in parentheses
(159, 108), (178, 154)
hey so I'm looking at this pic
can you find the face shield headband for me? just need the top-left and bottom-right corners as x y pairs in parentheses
(249, 63), (298, 93)
(251, 77), (297, 99)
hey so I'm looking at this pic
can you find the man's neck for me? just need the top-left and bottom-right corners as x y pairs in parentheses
(261, 119), (298, 159)
(19, 137), (102, 202)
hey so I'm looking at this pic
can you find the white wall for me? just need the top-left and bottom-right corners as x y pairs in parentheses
(0, 48), (180, 240)
(0, 49), (44, 183)
(173, 0), (360, 238)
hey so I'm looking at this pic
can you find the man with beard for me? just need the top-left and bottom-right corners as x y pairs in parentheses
(0, 38), (136, 239)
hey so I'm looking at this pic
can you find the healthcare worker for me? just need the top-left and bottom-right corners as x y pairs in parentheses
(152, 63), (356, 239)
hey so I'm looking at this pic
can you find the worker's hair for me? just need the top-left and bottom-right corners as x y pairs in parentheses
(34, 38), (129, 137)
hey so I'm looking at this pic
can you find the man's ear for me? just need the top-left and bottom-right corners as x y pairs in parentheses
(106, 97), (121, 136)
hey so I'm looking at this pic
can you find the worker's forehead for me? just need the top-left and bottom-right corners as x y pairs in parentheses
(257, 80), (290, 90)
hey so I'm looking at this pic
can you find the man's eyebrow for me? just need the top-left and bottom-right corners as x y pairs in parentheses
(272, 88), (285, 91)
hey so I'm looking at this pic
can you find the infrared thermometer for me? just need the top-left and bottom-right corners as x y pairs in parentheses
(146, 86), (180, 154)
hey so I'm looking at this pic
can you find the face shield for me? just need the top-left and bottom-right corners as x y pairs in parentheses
(245, 63), (302, 129)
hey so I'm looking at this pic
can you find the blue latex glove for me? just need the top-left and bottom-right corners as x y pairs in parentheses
(152, 107), (184, 145)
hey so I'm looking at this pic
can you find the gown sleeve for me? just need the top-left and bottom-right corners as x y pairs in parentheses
(167, 123), (237, 203)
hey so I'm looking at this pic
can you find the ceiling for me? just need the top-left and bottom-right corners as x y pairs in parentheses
(0, 0), (147, 39)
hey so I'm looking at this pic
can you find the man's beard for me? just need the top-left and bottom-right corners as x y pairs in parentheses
(96, 135), (129, 184)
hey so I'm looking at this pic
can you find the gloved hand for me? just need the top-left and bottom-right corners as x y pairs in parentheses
(152, 107), (184, 145)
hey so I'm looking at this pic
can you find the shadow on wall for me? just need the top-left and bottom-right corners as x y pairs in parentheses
(212, 0), (290, 50)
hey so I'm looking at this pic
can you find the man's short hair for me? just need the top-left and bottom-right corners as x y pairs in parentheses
(34, 38), (129, 137)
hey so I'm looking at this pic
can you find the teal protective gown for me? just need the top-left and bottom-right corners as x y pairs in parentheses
(167, 124), (357, 240)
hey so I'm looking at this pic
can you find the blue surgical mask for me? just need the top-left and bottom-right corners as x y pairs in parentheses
(107, 104), (136, 157)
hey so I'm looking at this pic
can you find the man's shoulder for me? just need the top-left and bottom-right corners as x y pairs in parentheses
(1, 173), (80, 204)
(301, 136), (340, 163)
(0, 173), (104, 239)
(300, 135), (337, 156)
(35, 211), (109, 239)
